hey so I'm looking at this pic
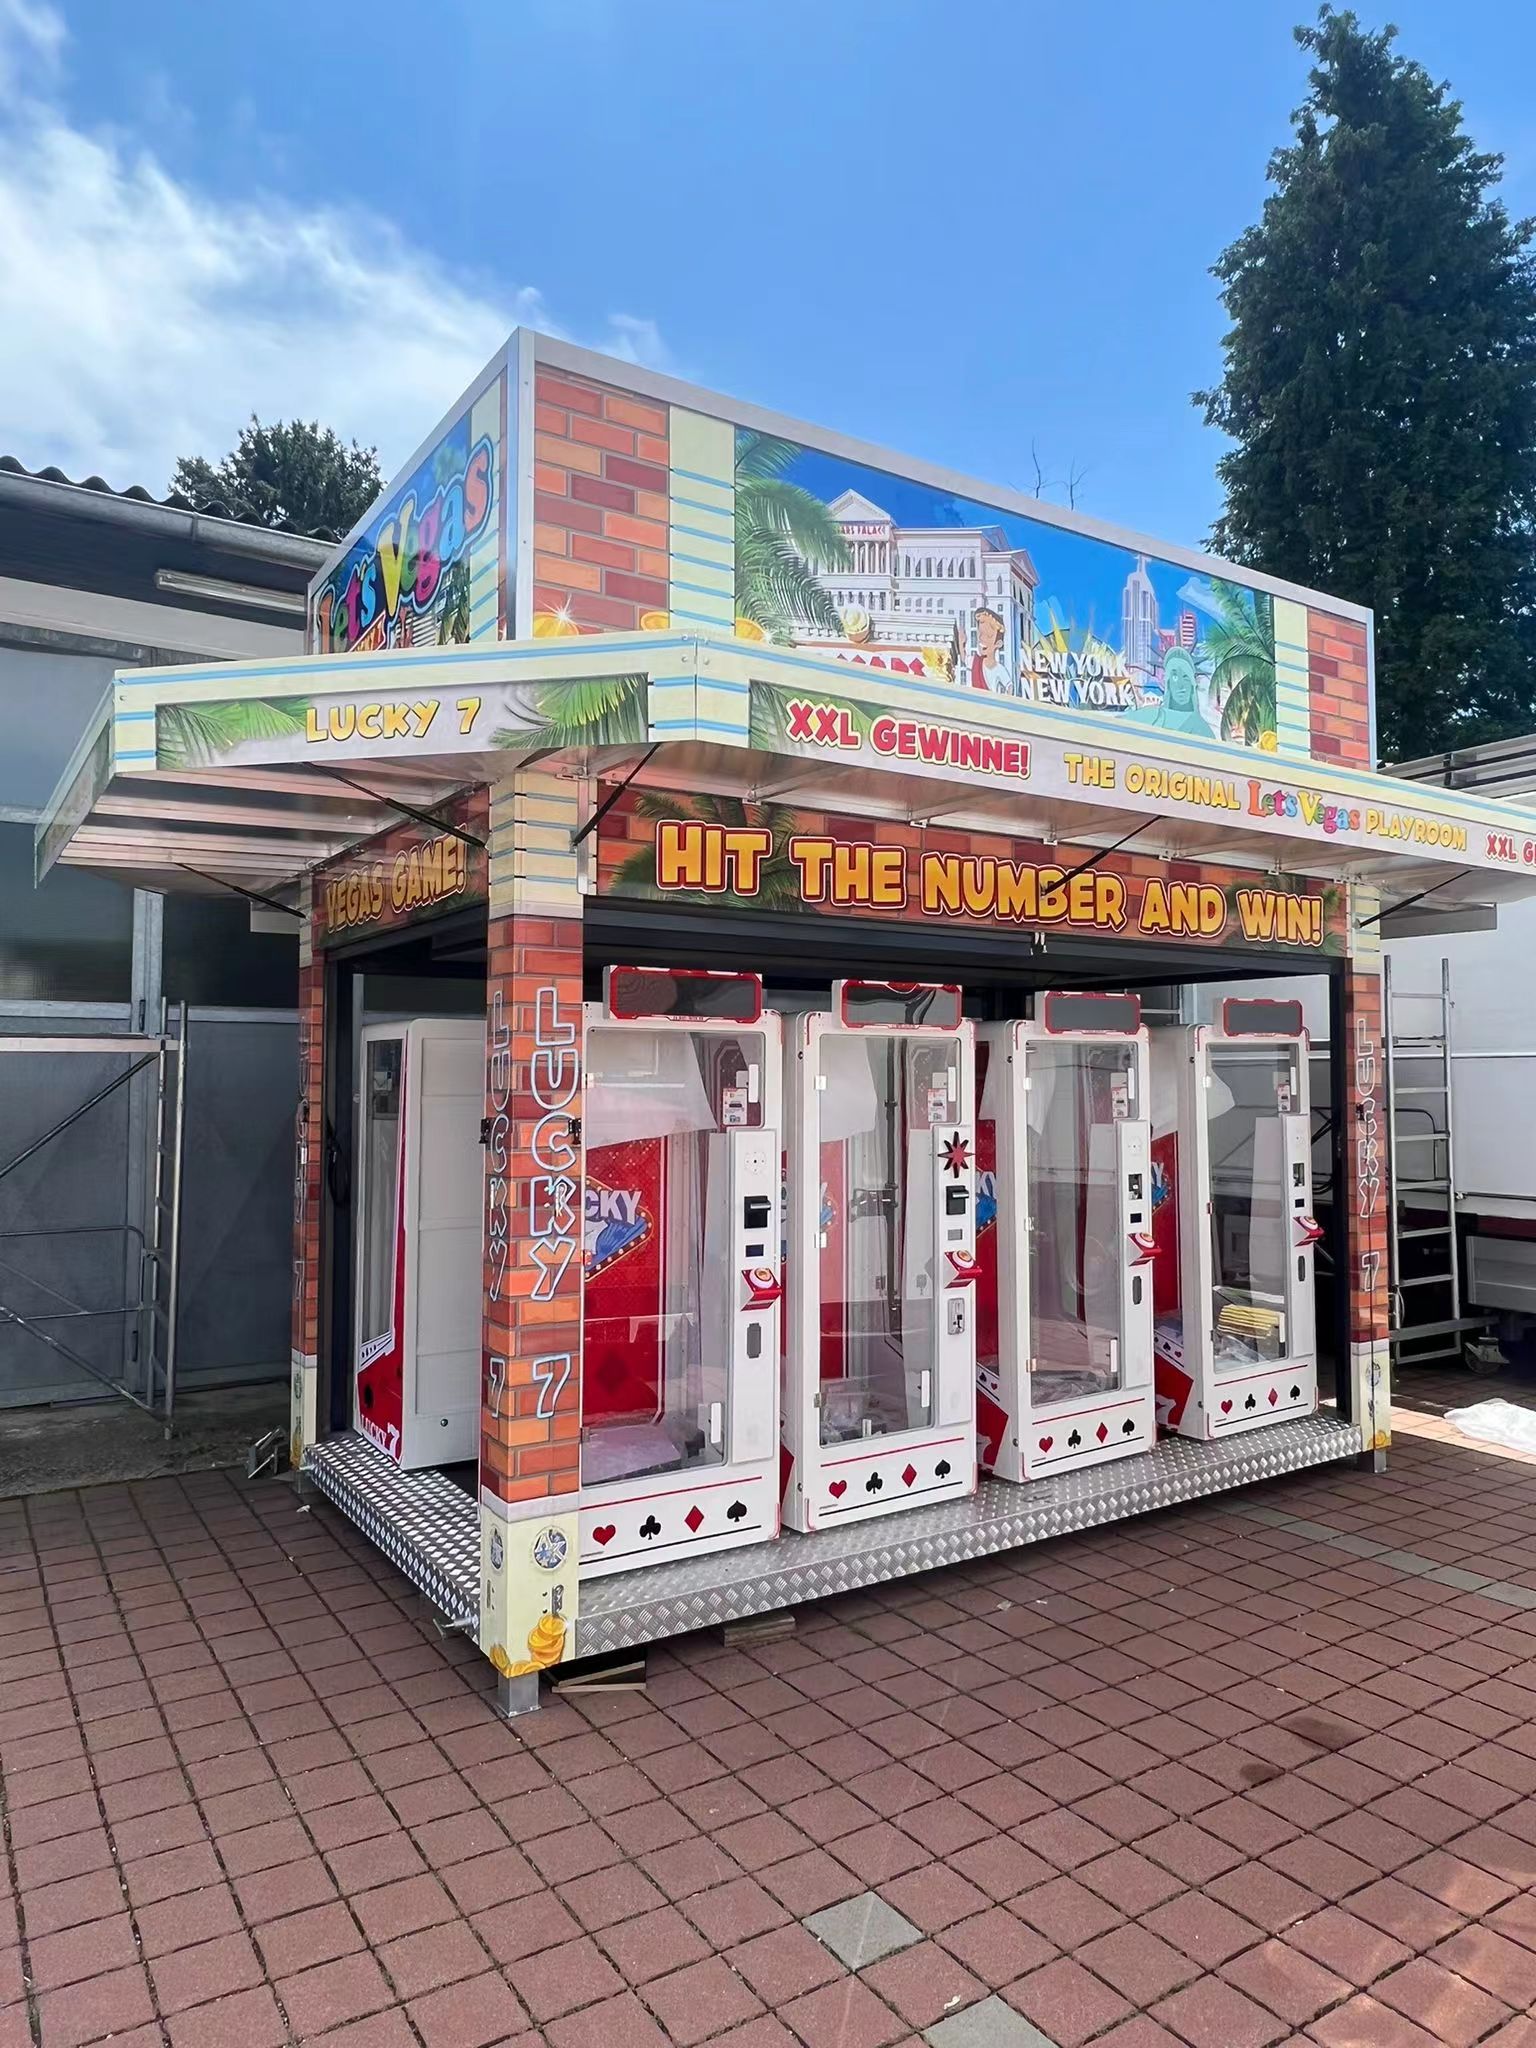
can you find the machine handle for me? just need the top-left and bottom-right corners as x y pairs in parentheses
(944, 1249), (980, 1289)
(742, 1265), (783, 1307)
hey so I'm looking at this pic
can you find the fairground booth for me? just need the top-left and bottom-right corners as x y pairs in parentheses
(39, 333), (1536, 1714)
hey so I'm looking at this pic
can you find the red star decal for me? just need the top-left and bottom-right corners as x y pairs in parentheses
(942, 1131), (971, 1177)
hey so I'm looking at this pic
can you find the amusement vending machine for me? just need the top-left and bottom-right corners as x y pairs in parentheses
(354, 1018), (485, 1469)
(1149, 998), (1322, 1438)
(783, 981), (978, 1531)
(579, 968), (783, 1575)
(975, 992), (1156, 1482)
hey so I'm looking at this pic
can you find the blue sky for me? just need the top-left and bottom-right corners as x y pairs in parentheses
(7, 0), (1536, 554)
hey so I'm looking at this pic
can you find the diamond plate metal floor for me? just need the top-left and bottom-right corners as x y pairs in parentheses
(305, 1415), (1361, 1658)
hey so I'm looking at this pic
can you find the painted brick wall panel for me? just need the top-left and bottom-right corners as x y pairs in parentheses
(532, 370), (671, 632)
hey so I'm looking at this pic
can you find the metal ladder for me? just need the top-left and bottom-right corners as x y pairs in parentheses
(1382, 956), (1490, 1368)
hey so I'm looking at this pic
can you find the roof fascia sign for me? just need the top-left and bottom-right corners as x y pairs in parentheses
(34, 629), (1536, 889)
(301, 328), (1371, 776)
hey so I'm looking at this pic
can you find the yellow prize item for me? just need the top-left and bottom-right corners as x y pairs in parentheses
(490, 1612), (568, 1681)
(734, 617), (766, 642)
(639, 609), (670, 631)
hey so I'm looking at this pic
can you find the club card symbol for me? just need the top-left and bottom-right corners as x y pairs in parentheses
(584, 1175), (654, 1276)
(942, 1131), (971, 1178)
(829, 1479), (847, 1497)
(1038, 1436), (1053, 1453)
(1121, 1417), (1137, 1436)
(1244, 1394), (1258, 1411)
(1289, 1384), (1301, 1400)
(901, 1464), (917, 1488)
(592, 1524), (616, 1546)
(1068, 1430), (1083, 1449)
(639, 1515), (662, 1540)
(865, 1472), (884, 1493)
(489, 1530), (505, 1572)
(726, 1501), (747, 1523)
(530, 1526), (566, 1572)
(935, 1459), (952, 1478)
(684, 1506), (704, 1533)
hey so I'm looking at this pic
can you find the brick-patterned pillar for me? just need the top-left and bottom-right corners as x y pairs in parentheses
(1343, 885), (1391, 1455)
(480, 772), (583, 1705)
(1308, 612), (1373, 767)
(289, 877), (324, 1470)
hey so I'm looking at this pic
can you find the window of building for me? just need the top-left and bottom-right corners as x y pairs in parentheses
(0, 823), (133, 1002)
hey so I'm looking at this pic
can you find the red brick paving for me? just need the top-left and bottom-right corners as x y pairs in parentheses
(6, 1418), (1536, 2044)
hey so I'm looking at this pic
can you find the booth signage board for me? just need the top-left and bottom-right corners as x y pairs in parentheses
(310, 793), (487, 949)
(308, 370), (508, 655)
(597, 789), (1346, 954)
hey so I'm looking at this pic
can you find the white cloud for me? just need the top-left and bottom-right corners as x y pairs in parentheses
(0, 4), (667, 490)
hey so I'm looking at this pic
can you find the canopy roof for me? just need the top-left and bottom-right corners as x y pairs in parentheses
(38, 629), (1536, 933)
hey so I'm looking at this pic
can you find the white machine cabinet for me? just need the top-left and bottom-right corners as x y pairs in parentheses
(977, 992), (1156, 1482)
(1149, 998), (1322, 1439)
(579, 967), (783, 1576)
(784, 980), (977, 1531)
(354, 1018), (485, 1470)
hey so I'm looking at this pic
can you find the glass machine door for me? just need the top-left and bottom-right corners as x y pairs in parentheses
(578, 968), (782, 1575)
(977, 997), (1155, 1483)
(1152, 1003), (1320, 1439)
(354, 1032), (405, 1459)
(784, 982), (977, 1532)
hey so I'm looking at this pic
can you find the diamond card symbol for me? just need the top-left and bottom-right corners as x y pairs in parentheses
(1096, 1423), (1109, 1443)
(901, 1464), (917, 1487)
(684, 1505), (704, 1533)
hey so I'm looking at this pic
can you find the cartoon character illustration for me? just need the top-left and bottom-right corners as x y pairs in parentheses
(976, 1168), (998, 1234)
(970, 606), (1015, 696)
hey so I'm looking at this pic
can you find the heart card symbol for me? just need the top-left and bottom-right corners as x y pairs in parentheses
(726, 1500), (747, 1523)
(865, 1472), (884, 1493)
(935, 1459), (952, 1478)
(1220, 1400), (1233, 1414)
(592, 1524), (616, 1546)
(639, 1515), (662, 1539)
(829, 1480), (847, 1498)
(1121, 1417), (1137, 1436)
(1039, 1437), (1054, 1454)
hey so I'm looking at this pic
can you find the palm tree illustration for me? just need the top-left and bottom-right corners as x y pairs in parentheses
(437, 557), (472, 644)
(1205, 582), (1277, 745)
(156, 697), (312, 769)
(613, 791), (807, 907)
(735, 432), (851, 642)
(492, 673), (650, 750)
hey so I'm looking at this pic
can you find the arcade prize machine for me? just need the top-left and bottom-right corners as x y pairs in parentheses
(975, 992), (1156, 1482)
(1149, 997), (1322, 1438)
(783, 981), (978, 1531)
(353, 1018), (486, 1468)
(579, 968), (783, 1574)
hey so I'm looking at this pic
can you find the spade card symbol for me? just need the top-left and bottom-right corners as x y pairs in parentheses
(935, 1459), (952, 1478)
(726, 1501), (747, 1523)
(639, 1515), (662, 1540)
(1289, 1385), (1301, 1400)
(865, 1472), (884, 1494)
(1243, 1394), (1257, 1411)
(1068, 1430), (1082, 1449)
(1121, 1418), (1137, 1436)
